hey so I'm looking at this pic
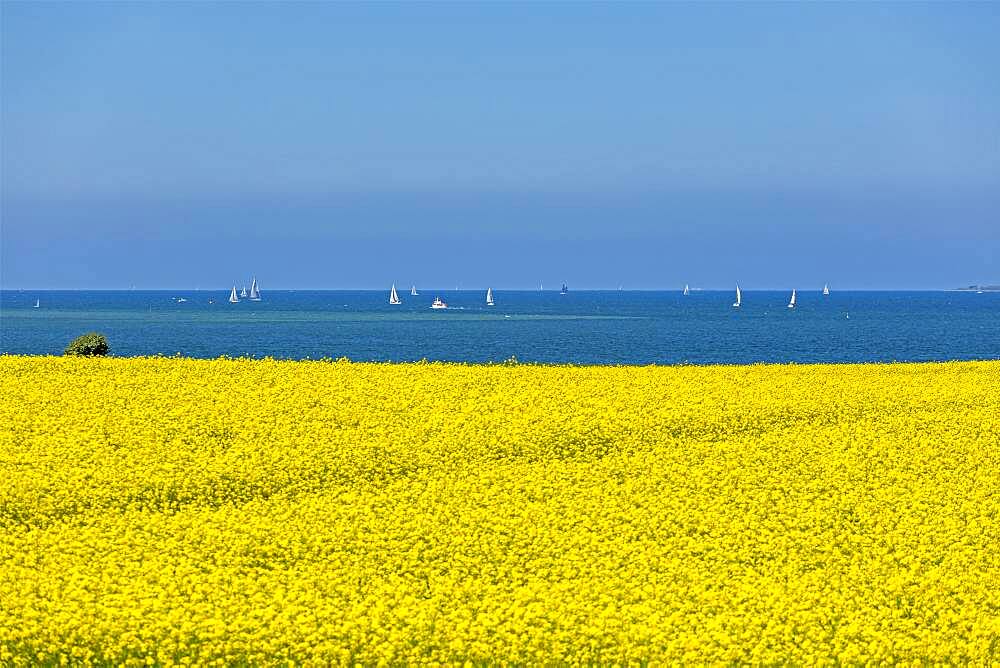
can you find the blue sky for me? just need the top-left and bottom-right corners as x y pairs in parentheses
(2, 2), (998, 289)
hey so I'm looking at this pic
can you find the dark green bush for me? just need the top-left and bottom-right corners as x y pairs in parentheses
(64, 332), (109, 357)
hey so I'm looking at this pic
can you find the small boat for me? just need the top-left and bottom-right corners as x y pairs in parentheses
(229, 286), (239, 303)
(240, 286), (248, 298)
(175, 297), (187, 303)
(389, 284), (401, 305)
(486, 287), (494, 306)
(431, 297), (448, 309)
(822, 283), (830, 296)
(33, 299), (40, 308)
(248, 277), (261, 301)
(788, 289), (796, 309)
(683, 284), (690, 296)
(410, 286), (419, 296)
(560, 283), (568, 295)
(732, 285), (742, 308)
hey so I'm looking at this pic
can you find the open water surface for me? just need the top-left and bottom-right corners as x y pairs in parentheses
(1, 290), (997, 364)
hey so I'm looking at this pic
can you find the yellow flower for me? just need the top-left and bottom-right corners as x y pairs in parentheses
(0, 355), (998, 663)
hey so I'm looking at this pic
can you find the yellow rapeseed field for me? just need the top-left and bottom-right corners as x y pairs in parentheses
(1, 355), (999, 665)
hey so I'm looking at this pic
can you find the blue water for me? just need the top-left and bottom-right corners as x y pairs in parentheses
(1, 290), (997, 365)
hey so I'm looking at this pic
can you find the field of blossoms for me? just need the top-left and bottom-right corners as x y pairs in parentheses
(1, 355), (999, 665)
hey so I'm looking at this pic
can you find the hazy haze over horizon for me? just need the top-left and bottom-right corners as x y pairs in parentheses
(2, 2), (998, 290)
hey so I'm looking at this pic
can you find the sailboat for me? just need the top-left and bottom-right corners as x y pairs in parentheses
(788, 289), (796, 309)
(560, 283), (568, 295)
(822, 284), (830, 296)
(410, 286), (419, 296)
(240, 286), (248, 298)
(486, 287), (494, 306)
(732, 285), (742, 308)
(389, 284), (401, 305)
(683, 284), (690, 296)
(248, 277), (261, 301)
(33, 299), (40, 308)
(229, 286), (240, 303)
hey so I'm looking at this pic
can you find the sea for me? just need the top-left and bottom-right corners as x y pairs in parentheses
(1, 290), (997, 365)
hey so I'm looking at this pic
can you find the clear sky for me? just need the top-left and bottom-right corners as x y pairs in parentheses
(2, 1), (998, 289)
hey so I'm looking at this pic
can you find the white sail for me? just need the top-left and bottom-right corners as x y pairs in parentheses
(486, 287), (494, 306)
(229, 285), (239, 303)
(732, 285), (741, 308)
(248, 277), (261, 300)
(389, 284), (401, 305)
(823, 283), (830, 296)
(240, 286), (248, 298)
(788, 289), (796, 308)
(410, 285), (418, 296)
(34, 299), (40, 308)
(683, 284), (690, 296)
